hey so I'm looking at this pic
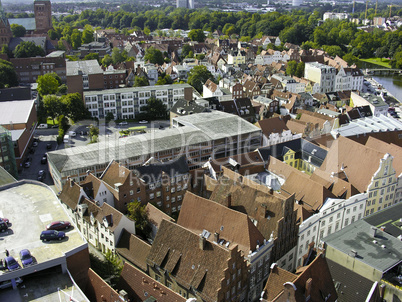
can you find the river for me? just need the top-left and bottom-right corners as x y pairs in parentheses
(358, 61), (402, 103)
(370, 75), (402, 103)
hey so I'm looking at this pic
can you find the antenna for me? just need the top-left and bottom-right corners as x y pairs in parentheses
(375, 0), (378, 16)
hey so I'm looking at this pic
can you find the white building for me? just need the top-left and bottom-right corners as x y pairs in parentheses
(271, 74), (305, 94)
(350, 92), (389, 117)
(304, 62), (336, 93)
(295, 193), (367, 268)
(84, 84), (193, 120)
(335, 67), (364, 92)
(143, 64), (159, 86)
(323, 12), (350, 21)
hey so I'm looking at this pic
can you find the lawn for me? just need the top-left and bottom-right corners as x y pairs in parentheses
(360, 58), (392, 69)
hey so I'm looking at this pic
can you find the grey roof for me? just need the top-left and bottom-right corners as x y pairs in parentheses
(0, 87), (31, 101)
(323, 219), (402, 273)
(135, 156), (188, 184)
(360, 93), (388, 108)
(0, 100), (34, 125)
(170, 99), (210, 116)
(83, 83), (192, 96)
(10, 129), (24, 141)
(326, 258), (376, 302)
(8, 37), (46, 52)
(333, 115), (402, 137)
(46, 50), (65, 58)
(8, 18), (36, 31)
(66, 60), (103, 76)
(48, 111), (261, 173)
(364, 203), (402, 239)
(317, 108), (341, 117)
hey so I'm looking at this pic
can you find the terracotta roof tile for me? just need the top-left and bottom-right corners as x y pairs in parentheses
(257, 117), (289, 137)
(146, 203), (174, 230)
(178, 192), (265, 255)
(116, 229), (151, 271)
(117, 262), (186, 302)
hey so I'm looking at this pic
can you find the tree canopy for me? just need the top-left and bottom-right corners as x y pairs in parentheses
(142, 96), (168, 120)
(13, 41), (45, 58)
(187, 65), (214, 93)
(188, 29), (206, 42)
(10, 24), (26, 37)
(37, 73), (59, 97)
(61, 93), (90, 122)
(134, 76), (150, 87)
(144, 46), (164, 65)
(0, 59), (18, 89)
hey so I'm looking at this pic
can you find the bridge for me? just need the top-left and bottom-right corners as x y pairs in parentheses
(363, 68), (402, 76)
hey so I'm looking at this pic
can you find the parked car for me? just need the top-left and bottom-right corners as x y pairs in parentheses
(119, 121), (128, 126)
(4, 256), (20, 271)
(0, 277), (23, 289)
(0, 221), (8, 232)
(69, 131), (76, 137)
(19, 249), (33, 267)
(139, 120), (148, 124)
(40, 230), (65, 241)
(24, 162), (31, 168)
(46, 143), (52, 150)
(41, 156), (47, 164)
(0, 218), (9, 225)
(46, 221), (71, 231)
(38, 174), (46, 181)
(37, 123), (48, 129)
(32, 141), (38, 147)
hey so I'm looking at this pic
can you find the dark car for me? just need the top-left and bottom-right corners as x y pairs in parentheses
(40, 230), (65, 241)
(32, 141), (38, 147)
(46, 143), (52, 150)
(41, 156), (47, 164)
(0, 221), (8, 232)
(19, 249), (33, 267)
(37, 170), (46, 181)
(46, 221), (71, 231)
(4, 256), (20, 271)
(159, 125), (165, 129)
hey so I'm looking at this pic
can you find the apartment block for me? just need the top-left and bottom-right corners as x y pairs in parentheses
(11, 51), (66, 84)
(84, 83), (193, 120)
(304, 62), (336, 93)
(66, 60), (104, 95)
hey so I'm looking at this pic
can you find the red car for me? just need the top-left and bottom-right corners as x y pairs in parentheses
(0, 218), (9, 225)
(46, 221), (71, 231)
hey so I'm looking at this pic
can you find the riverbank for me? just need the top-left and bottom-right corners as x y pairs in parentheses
(359, 58), (392, 69)
(365, 77), (401, 104)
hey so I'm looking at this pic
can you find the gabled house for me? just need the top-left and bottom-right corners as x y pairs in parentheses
(203, 79), (224, 100)
(261, 254), (337, 302)
(227, 50), (246, 66)
(178, 192), (272, 302)
(146, 219), (249, 302)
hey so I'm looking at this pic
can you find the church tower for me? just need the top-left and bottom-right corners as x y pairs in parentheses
(34, 0), (52, 33)
(0, 1), (12, 48)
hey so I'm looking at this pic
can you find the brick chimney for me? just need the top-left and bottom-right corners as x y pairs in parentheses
(227, 193), (232, 208)
(305, 278), (312, 298)
(214, 232), (220, 243)
(199, 235), (206, 250)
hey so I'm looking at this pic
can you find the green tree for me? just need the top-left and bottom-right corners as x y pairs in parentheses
(37, 73), (59, 97)
(0, 59), (18, 89)
(143, 96), (168, 120)
(10, 24), (26, 37)
(134, 76), (150, 87)
(83, 53), (99, 62)
(61, 93), (89, 122)
(111, 47), (128, 65)
(43, 95), (62, 124)
(70, 29), (82, 49)
(101, 54), (113, 67)
(127, 200), (151, 238)
(286, 60), (297, 77)
(81, 26), (94, 44)
(89, 124), (99, 143)
(181, 44), (192, 59)
(295, 62), (305, 78)
(105, 112), (115, 122)
(323, 45), (344, 58)
(187, 65), (214, 93)
(13, 41), (45, 58)
(188, 29), (206, 42)
(144, 46), (164, 65)
(57, 84), (68, 95)
(342, 53), (359, 66)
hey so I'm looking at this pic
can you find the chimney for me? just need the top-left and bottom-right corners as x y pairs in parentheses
(214, 232), (220, 243)
(227, 194), (232, 208)
(199, 235), (206, 250)
(305, 278), (312, 298)
(370, 227), (377, 238)
(348, 250), (357, 257)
